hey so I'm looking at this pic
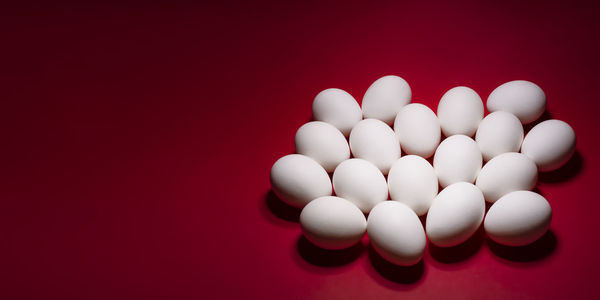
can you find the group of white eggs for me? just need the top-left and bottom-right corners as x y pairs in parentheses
(270, 75), (576, 266)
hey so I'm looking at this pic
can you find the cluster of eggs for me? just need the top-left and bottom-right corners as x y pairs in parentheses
(270, 76), (576, 266)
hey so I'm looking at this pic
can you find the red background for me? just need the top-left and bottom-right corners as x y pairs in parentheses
(1, 1), (599, 299)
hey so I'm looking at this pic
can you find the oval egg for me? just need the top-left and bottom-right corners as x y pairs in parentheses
(332, 158), (388, 213)
(393, 103), (441, 158)
(270, 154), (332, 207)
(521, 119), (576, 172)
(475, 111), (524, 161)
(484, 191), (552, 246)
(387, 155), (438, 216)
(433, 134), (482, 188)
(426, 182), (485, 247)
(295, 121), (350, 172)
(300, 196), (367, 250)
(476, 152), (537, 203)
(312, 88), (362, 137)
(487, 80), (546, 124)
(367, 201), (426, 266)
(437, 86), (484, 137)
(349, 118), (401, 175)
(361, 75), (411, 125)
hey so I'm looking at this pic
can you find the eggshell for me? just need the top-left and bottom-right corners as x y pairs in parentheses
(437, 86), (484, 137)
(270, 154), (332, 207)
(426, 182), (485, 247)
(332, 159), (388, 213)
(300, 196), (367, 250)
(476, 152), (537, 203)
(312, 88), (362, 136)
(487, 80), (546, 124)
(387, 155), (438, 216)
(393, 103), (441, 158)
(295, 121), (350, 172)
(349, 118), (401, 175)
(361, 75), (411, 125)
(433, 135), (482, 188)
(475, 111), (524, 161)
(484, 191), (552, 246)
(367, 201), (426, 266)
(521, 119), (576, 172)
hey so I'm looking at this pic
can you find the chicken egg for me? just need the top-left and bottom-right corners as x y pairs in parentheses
(300, 196), (367, 250)
(349, 118), (400, 175)
(270, 154), (332, 207)
(332, 159), (388, 213)
(312, 88), (362, 137)
(361, 75), (411, 125)
(393, 103), (441, 158)
(367, 201), (426, 266)
(295, 121), (350, 172)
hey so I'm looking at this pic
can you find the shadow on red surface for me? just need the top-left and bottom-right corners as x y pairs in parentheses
(428, 224), (486, 264)
(365, 247), (425, 289)
(261, 190), (301, 226)
(295, 235), (365, 267)
(538, 151), (583, 183)
(486, 230), (558, 263)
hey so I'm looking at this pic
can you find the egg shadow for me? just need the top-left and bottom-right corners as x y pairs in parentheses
(365, 246), (425, 288)
(294, 235), (365, 268)
(261, 190), (301, 226)
(428, 224), (486, 264)
(537, 151), (583, 183)
(487, 230), (557, 263)
(523, 110), (553, 133)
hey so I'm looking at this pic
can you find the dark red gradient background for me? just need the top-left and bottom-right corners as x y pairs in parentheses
(1, 1), (599, 299)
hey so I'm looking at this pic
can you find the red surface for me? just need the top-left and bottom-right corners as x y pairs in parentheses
(1, 1), (599, 299)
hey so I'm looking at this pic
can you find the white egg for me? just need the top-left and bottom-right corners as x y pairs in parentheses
(433, 135), (482, 188)
(300, 196), (367, 250)
(332, 159), (388, 213)
(367, 201), (426, 266)
(393, 103), (441, 158)
(484, 191), (552, 246)
(312, 88), (362, 136)
(475, 111), (524, 161)
(349, 118), (401, 175)
(437, 86), (484, 137)
(476, 153), (537, 203)
(387, 155), (438, 216)
(270, 154), (332, 207)
(487, 80), (546, 124)
(426, 182), (485, 247)
(361, 75), (411, 125)
(521, 119), (576, 172)
(295, 121), (350, 172)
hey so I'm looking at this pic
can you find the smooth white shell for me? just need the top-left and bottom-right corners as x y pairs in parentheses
(476, 152), (537, 203)
(367, 201), (426, 266)
(437, 86), (484, 137)
(361, 75), (411, 125)
(487, 80), (546, 124)
(270, 154), (332, 207)
(475, 111), (524, 161)
(349, 118), (401, 175)
(393, 103), (441, 158)
(387, 155), (438, 216)
(484, 191), (552, 246)
(426, 182), (485, 247)
(332, 159), (388, 213)
(521, 119), (576, 172)
(294, 121), (350, 172)
(433, 135), (482, 188)
(312, 88), (362, 136)
(300, 196), (367, 250)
